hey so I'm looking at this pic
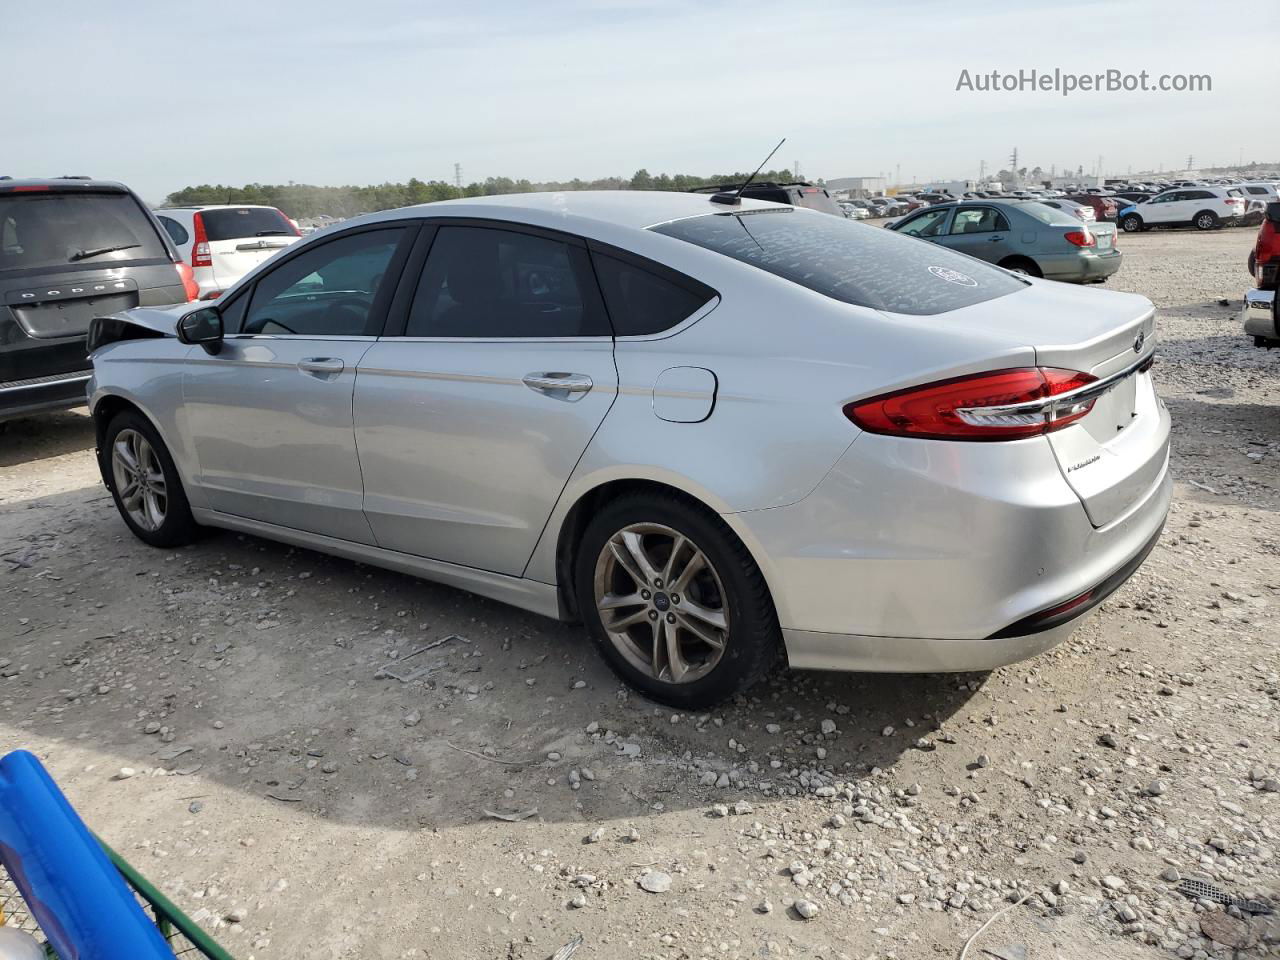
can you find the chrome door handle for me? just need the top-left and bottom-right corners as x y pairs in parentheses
(522, 372), (593, 400)
(298, 357), (345, 376)
(987, 235), (1004, 242)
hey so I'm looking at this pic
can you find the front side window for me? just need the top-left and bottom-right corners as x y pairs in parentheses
(895, 208), (951, 238)
(405, 226), (608, 338)
(241, 228), (403, 337)
(949, 208), (1010, 234)
(592, 252), (714, 336)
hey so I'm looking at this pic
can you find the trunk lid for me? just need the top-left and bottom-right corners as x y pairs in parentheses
(941, 281), (1166, 527)
(198, 207), (298, 288)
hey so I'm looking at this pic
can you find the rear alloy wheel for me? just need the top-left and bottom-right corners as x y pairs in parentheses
(1194, 211), (1219, 231)
(102, 411), (200, 548)
(576, 493), (779, 708)
(1121, 214), (1144, 233)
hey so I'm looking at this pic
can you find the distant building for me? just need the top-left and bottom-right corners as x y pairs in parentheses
(825, 176), (887, 197)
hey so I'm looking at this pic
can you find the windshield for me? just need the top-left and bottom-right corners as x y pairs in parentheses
(1017, 202), (1081, 225)
(651, 209), (1026, 316)
(0, 192), (169, 273)
(198, 207), (296, 241)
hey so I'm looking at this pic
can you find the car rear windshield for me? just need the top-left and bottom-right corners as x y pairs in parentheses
(0, 191), (169, 273)
(1017, 202), (1081, 226)
(788, 187), (844, 217)
(650, 209), (1026, 316)
(199, 207), (294, 241)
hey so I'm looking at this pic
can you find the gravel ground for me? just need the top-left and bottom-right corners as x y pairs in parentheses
(1, 226), (1276, 960)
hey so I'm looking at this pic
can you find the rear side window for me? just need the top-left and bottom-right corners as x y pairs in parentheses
(199, 207), (295, 241)
(592, 252), (715, 336)
(652, 209), (1026, 316)
(789, 187), (844, 217)
(1019, 202), (1080, 225)
(406, 226), (609, 338)
(0, 192), (169, 273)
(158, 215), (189, 246)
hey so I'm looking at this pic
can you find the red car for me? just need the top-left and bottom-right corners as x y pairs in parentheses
(1242, 201), (1278, 346)
(1067, 194), (1121, 222)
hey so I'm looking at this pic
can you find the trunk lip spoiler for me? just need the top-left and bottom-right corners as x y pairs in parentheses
(957, 350), (1154, 421)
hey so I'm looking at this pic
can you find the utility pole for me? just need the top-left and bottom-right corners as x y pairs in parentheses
(978, 159), (986, 181)
(1009, 147), (1018, 172)
(794, 159), (801, 180)
(454, 163), (463, 189)
(895, 163), (901, 187)
(1186, 154), (1193, 171)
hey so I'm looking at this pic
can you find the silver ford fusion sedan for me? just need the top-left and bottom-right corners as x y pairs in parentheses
(86, 191), (1171, 708)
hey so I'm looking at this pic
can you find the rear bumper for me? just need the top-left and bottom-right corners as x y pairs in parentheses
(0, 370), (92, 420)
(1039, 249), (1123, 282)
(1242, 287), (1277, 341)
(725, 425), (1172, 674)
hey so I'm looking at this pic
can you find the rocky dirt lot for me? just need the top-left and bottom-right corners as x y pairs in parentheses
(1, 227), (1276, 960)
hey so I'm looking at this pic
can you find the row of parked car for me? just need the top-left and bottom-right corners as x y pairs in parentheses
(0, 176), (301, 421)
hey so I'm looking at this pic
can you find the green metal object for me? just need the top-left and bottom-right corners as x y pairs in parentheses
(94, 834), (236, 960)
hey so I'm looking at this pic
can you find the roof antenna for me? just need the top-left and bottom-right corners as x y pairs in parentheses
(711, 137), (786, 206)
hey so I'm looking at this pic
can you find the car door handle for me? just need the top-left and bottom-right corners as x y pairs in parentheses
(298, 357), (345, 376)
(988, 235), (1004, 242)
(522, 372), (593, 400)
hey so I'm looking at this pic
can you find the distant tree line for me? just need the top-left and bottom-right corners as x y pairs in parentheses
(162, 169), (799, 219)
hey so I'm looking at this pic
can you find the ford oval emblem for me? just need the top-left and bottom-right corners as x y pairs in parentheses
(928, 265), (978, 287)
(1133, 331), (1146, 353)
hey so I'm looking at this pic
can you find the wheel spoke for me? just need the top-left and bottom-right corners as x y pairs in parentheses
(604, 608), (650, 632)
(122, 487), (144, 512)
(663, 618), (690, 682)
(117, 477), (140, 501)
(598, 591), (644, 611)
(608, 538), (647, 590)
(669, 548), (707, 595)
(676, 611), (725, 650)
(143, 491), (164, 530)
(660, 534), (688, 586)
(649, 618), (666, 679)
(113, 438), (139, 474)
(619, 530), (661, 586)
(678, 598), (726, 632)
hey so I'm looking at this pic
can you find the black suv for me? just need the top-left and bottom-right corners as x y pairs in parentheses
(1, 178), (194, 421)
(689, 181), (844, 216)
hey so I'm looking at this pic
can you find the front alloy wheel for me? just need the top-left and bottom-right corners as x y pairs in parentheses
(111, 428), (168, 531)
(593, 523), (729, 684)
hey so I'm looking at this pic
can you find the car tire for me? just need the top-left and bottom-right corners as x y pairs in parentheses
(574, 491), (780, 709)
(100, 411), (200, 548)
(1194, 211), (1219, 231)
(1000, 257), (1042, 278)
(1121, 214), (1144, 233)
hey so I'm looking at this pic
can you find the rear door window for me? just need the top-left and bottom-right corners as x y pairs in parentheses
(591, 251), (715, 336)
(949, 208), (1010, 234)
(405, 226), (610, 338)
(200, 207), (295, 241)
(652, 209), (1026, 316)
(0, 192), (169, 273)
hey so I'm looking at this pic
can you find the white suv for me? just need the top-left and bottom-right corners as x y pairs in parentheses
(155, 205), (300, 298)
(1119, 187), (1246, 233)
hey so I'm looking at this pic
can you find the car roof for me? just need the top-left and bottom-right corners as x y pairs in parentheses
(363, 190), (788, 231)
(0, 177), (133, 193)
(156, 204), (282, 211)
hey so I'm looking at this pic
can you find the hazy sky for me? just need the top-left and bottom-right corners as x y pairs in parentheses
(8, 0), (1279, 202)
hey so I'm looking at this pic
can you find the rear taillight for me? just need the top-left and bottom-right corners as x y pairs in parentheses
(844, 367), (1099, 441)
(1064, 230), (1096, 247)
(175, 261), (199, 301)
(191, 213), (212, 268)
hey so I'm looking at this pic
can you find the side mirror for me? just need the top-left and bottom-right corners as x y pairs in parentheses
(177, 307), (223, 354)
(1266, 201), (1280, 225)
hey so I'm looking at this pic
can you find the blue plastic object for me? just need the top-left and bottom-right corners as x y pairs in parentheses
(0, 750), (175, 959)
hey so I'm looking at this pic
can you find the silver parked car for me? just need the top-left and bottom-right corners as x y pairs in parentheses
(87, 192), (1170, 708)
(888, 200), (1123, 283)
